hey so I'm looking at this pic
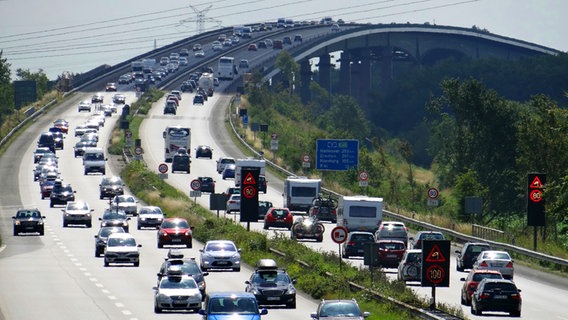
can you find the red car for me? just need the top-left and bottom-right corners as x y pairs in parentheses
(248, 43), (258, 51)
(263, 207), (293, 230)
(376, 240), (406, 268)
(460, 269), (503, 306)
(53, 119), (69, 134)
(157, 218), (193, 248)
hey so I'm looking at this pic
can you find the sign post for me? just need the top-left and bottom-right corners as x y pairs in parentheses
(158, 163), (168, 180)
(358, 170), (368, 187)
(240, 167), (260, 230)
(421, 239), (451, 310)
(190, 179), (202, 204)
(302, 153), (310, 168)
(427, 187), (439, 207)
(331, 226), (348, 271)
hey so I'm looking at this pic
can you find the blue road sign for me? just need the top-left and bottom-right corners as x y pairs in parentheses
(242, 114), (249, 128)
(316, 139), (359, 171)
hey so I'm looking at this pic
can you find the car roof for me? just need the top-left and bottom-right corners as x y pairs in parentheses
(207, 291), (255, 299)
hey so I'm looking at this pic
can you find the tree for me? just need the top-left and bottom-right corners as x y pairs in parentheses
(275, 50), (300, 94)
(0, 50), (14, 123)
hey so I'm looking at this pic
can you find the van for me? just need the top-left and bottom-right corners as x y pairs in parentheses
(171, 153), (190, 173)
(283, 176), (321, 212)
(337, 196), (383, 232)
(82, 147), (107, 175)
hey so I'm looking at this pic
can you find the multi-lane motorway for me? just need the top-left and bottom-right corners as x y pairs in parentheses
(1, 25), (568, 320)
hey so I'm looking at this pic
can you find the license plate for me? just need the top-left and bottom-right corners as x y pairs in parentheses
(387, 254), (397, 258)
(171, 238), (182, 243)
(357, 249), (364, 253)
(267, 297), (280, 301)
(494, 295), (507, 299)
(216, 261), (229, 265)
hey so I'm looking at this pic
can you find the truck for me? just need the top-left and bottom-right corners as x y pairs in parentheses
(235, 158), (266, 187)
(198, 72), (215, 96)
(283, 176), (322, 212)
(131, 60), (144, 73)
(336, 195), (383, 232)
(162, 125), (191, 163)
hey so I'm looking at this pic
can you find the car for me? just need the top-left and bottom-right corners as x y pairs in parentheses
(331, 23), (341, 32)
(293, 34), (303, 43)
(193, 94), (205, 105)
(192, 43), (202, 51)
(226, 194), (241, 213)
(308, 194), (338, 223)
(222, 164), (236, 180)
(12, 208), (45, 236)
(99, 176), (125, 199)
(196, 88), (208, 101)
(472, 250), (515, 279)
(112, 94), (126, 104)
(199, 240), (241, 271)
(178, 56), (188, 66)
(258, 40), (267, 49)
(160, 56), (170, 65)
(91, 93), (104, 103)
(375, 221), (409, 247)
(409, 231), (445, 249)
(33, 147), (53, 163)
(216, 156), (236, 173)
(94, 226), (126, 257)
(62, 201), (93, 228)
(212, 41), (223, 51)
(157, 251), (209, 297)
(49, 181), (76, 208)
(290, 215), (325, 242)
(263, 207), (293, 230)
(471, 278), (522, 317)
(258, 176), (267, 193)
(163, 102), (177, 115)
(239, 59), (249, 69)
(104, 233), (141, 267)
(376, 239), (406, 268)
(101, 105), (113, 117)
(199, 292), (267, 319)
(245, 259), (296, 308)
(195, 145), (213, 159)
(225, 186), (240, 199)
(74, 141), (95, 157)
(179, 48), (190, 56)
(273, 39), (284, 49)
(310, 299), (370, 319)
(248, 43), (258, 51)
(172, 152), (191, 173)
(99, 209), (130, 232)
(258, 200), (272, 218)
(197, 177), (215, 193)
(153, 270), (202, 313)
(282, 36), (292, 45)
(39, 174), (57, 199)
(53, 119), (69, 134)
(397, 249), (422, 283)
(342, 231), (375, 258)
(74, 124), (89, 136)
(194, 50), (205, 58)
(460, 269), (504, 306)
(157, 218), (193, 248)
(78, 100), (92, 112)
(34, 161), (58, 181)
(105, 82), (117, 92)
(137, 206), (165, 229)
(110, 194), (138, 216)
(118, 74), (131, 84)
(455, 242), (492, 271)
(37, 131), (56, 153)
(223, 39), (232, 47)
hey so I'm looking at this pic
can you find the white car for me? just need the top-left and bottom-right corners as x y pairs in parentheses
(137, 205), (165, 229)
(472, 250), (515, 279)
(153, 269), (202, 313)
(104, 233), (141, 267)
(199, 240), (241, 272)
(226, 194), (241, 213)
(78, 100), (91, 112)
(62, 201), (93, 228)
(111, 195), (138, 216)
(216, 156), (236, 173)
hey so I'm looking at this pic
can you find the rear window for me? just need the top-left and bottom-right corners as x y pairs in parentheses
(472, 273), (502, 282)
(348, 205), (377, 218)
(351, 234), (374, 242)
(420, 233), (444, 240)
(291, 186), (317, 197)
(379, 242), (405, 250)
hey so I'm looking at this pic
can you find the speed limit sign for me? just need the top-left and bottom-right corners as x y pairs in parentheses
(158, 163), (168, 174)
(190, 179), (202, 191)
(358, 171), (368, 181)
(427, 187), (439, 199)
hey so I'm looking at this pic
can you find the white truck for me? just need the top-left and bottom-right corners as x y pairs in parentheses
(283, 176), (322, 212)
(234, 158), (266, 186)
(336, 195), (383, 232)
(198, 72), (215, 96)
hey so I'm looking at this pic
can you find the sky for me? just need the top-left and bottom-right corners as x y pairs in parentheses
(1, 0), (567, 80)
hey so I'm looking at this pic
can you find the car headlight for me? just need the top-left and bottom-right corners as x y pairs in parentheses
(14, 221), (21, 225)
(198, 281), (206, 290)
(122, 222), (127, 226)
(249, 288), (260, 295)
(101, 222), (108, 226)
(140, 217), (146, 221)
(156, 293), (171, 301)
(286, 286), (296, 295)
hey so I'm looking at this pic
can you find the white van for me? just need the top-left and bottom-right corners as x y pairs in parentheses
(83, 147), (107, 175)
(336, 196), (383, 232)
(283, 176), (321, 212)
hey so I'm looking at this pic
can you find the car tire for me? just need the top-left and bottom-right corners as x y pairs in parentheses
(63, 221), (68, 227)
(457, 263), (464, 272)
(287, 300), (296, 309)
(233, 267), (240, 272)
(13, 228), (18, 236)
(104, 259), (109, 267)
(50, 202), (54, 208)
(263, 224), (269, 230)
(134, 261), (140, 267)
(95, 249), (100, 257)
(158, 242), (164, 249)
(317, 236), (323, 242)
(154, 305), (162, 313)
(137, 224), (141, 230)
(86, 222), (92, 228)
(510, 310), (521, 317)
(460, 292), (467, 305)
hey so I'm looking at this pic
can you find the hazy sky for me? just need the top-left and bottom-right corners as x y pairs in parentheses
(1, 0), (566, 79)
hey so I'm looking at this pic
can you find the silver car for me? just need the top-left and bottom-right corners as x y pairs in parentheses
(104, 233), (141, 267)
(62, 201), (93, 228)
(473, 250), (514, 279)
(153, 272), (202, 313)
(397, 249), (422, 283)
(137, 206), (165, 230)
(111, 195), (138, 216)
(200, 240), (241, 272)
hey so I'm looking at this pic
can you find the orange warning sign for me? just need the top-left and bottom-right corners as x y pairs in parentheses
(243, 172), (257, 185)
(425, 245), (446, 263)
(530, 176), (543, 189)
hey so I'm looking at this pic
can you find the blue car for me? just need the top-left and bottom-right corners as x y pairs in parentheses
(222, 164), (236, 180)
(199, 292), (267, 320)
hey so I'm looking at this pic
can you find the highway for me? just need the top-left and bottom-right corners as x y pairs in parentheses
(1, 25), (568, 320)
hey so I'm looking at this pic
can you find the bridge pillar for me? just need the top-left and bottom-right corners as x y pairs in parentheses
(316, 54), (332, 96)
(338, 51), (351, 96)
(299, 59), (312, 104)
(380, 46), (393, 89)
(350, 49), (372, 110)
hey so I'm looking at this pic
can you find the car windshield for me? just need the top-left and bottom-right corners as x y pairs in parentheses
(102, 178), (122, 186)
(209, 297), (257, 314)
(271, 209), (289, 218)
(54, 185), (73, 193)
(140, 207), (162, 215)
(99, 228), (124, 238)
(420, 233), (444, 240)
(68, 203), (89, 210)
(252, 271), (290, 284)
(115, 196), (135, 203)
(379, 242), (405, 250)
(167, 260), (201, 274)
(320, 302), (362, 317)
(85, 153), (104, 161)
(161, 220), (189, 229)
(16, 210), (41, 218)
(206, 242), (236, 252)
(107, 237), (136, 247)
(472, 273), (502, 282)
(102, 211), (126, 219)
(483, 282), (517, 291)
(160, 277), (197, 289)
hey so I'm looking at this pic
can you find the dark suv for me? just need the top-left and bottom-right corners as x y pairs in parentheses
(455, 242), (491, 271)
(99, 176), (125, 199)
(410, 231), (445, 249)
(245, 259), (297, 308)
(471, 278), (522, 317)
(50, 181), (76, 207)
(311, 299), (370, 319)
(198, 177), (215, 193)
(157, 251), (209, 298)
(12, 208), (45, 236)
(37, 132), (56, 153)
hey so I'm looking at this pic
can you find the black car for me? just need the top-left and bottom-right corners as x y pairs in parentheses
(12, 208), (45, 236)
(33, 147), (53, 163)
(258, 176), (267, 193)
(258, 200), (273, 218)
(52, 131), (64, 150)
(180, 81), (194, 92)
(195, 145), (213, 159)
(245, 259), (297, 308)
(99, 176), (125, 199)
(455, 242), (492, 271)
(50, 181), (76, 208)
(37, 132), (56, 153)
(74, 140), (96, 157)
(342, 231), (375, 259)
(471, 278), (522, 317)
(163, 103), (176, 115)
(157, 252), (209, 298)
(172, 153), (190, 173)
(193, 94), (205, 105)
(410, 231), (445, 249)
(99, 209), (130, 232)
(197, 177), (215, 193)
(94, 226), (126, 257)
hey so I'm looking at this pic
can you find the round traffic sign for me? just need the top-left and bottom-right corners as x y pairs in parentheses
(529, 189), (543, 202)
(134, 146), (143, 155)
(190, 179), (202, 191)
(302, 154), (310, 163)
(331, 226), (348, 244)
(425, 264), (446, 284)
(125, 130), (132, 138)
(242, 185), (257, 199)
(158, 163), (168, 174)
(358, 170), (369, 181)
(427, 187), (439, 199)
(271, 133), (278, 140)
